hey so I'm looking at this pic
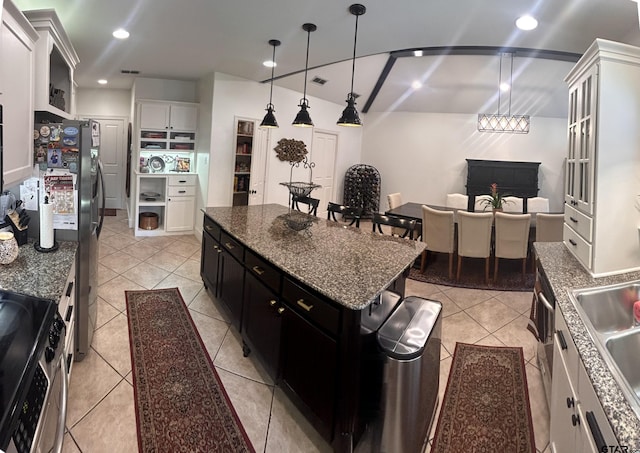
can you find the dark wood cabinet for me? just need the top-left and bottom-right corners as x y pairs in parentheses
(201, 228), (222, 295)
(242, 271), (283, 379)
(219, 233), (245, 330)
(280, 304), (338, 441)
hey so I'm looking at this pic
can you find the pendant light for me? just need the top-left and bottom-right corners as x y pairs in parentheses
(260, 39), (281, 128)
(292, 23), (316, 127)
(337, 4), (366, 127)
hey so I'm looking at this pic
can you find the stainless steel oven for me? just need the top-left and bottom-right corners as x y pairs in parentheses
(0, 291), (68, 453)
(534, 269), (555, 408)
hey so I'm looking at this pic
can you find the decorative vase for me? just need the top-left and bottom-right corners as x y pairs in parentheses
(0, 231), (19, 264)
(492, 207), (503, 213)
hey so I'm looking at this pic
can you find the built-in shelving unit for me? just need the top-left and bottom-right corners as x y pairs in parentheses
(233, 118), (255, 206)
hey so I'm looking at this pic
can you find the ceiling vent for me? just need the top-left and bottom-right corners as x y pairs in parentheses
(311, 76), (327, 85)
(120, 69), (140, 74)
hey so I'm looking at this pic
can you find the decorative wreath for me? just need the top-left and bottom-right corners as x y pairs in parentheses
(274, 138), (308, 163)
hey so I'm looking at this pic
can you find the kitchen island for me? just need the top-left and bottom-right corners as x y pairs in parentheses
(200, 204), (425, 452)
(534, 242), (640, 451)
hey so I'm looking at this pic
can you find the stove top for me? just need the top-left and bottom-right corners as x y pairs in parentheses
(0, 290), (56, 449)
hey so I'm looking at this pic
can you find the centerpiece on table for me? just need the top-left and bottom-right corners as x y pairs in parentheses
(479, 182), (511, 212)
(275, 138), (321, 231)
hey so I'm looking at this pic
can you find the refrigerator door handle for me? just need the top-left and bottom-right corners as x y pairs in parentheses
(97, 159), (106, 238)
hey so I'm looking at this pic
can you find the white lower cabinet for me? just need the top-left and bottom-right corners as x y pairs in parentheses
(550, 308), (619, 453)
(135, 173), (197, 236)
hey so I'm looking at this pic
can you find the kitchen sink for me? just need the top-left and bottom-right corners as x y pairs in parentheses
(569, 281), (640, 418)
(606, 330), (640, 396)
(573, 283), (640, 333)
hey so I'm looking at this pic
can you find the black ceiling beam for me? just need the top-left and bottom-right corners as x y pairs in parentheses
(362, 54), (396, 114)
(391, 45), (582, 62)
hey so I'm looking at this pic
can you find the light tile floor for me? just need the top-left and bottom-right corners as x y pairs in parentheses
(62, 211), (551, 453)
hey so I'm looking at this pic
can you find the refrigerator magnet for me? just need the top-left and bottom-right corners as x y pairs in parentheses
(50, 126), (61, 141)
(39, 125), (50, 137)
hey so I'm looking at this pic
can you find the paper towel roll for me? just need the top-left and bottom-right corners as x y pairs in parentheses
(39, 201), (54, 249)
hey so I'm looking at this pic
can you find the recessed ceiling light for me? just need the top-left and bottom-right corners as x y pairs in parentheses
(500, 82), (510, 92)
(411, 80), (423, 90)
(516, 15), (538, 31)
(263, 60), (276, 68)
(414, 50), (423, 57)
(98, 79), (108, 85)
(112, 28), (130, 39)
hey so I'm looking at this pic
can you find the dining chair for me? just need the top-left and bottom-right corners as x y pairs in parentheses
(527, 197), (550, 213)
(456, 211), (493, 282)
(473, 195), (493, 212)
(372, 213), (417, 239)
(386, 192), (405, 235)
(502, 196), (524, 213)
(327, 202), (362, 228)
(445, 193), (469, 210)
(292, 195), (320, 216)
(420, 205), (455, 278)
(494, 212), (531, 282)
(535, 213), (564, 242)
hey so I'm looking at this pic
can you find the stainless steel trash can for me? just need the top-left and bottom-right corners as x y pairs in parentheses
(375, 296), (442, 453)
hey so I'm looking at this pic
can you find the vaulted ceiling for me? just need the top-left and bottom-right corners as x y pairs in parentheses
(12, 0), (640, 117)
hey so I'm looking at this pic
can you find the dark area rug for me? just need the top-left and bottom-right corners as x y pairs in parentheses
(409, 254), (534, 291)
(126, 288), (255, 453)
(432, 343), (536, 453)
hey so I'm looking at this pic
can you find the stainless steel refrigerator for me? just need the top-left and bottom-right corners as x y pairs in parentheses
(34, 119), (105, 361)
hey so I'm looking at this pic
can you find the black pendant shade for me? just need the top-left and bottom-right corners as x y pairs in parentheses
(260, 39), (281, 128)
(338, 4), (366, 127)
(293, 23), (316, 127)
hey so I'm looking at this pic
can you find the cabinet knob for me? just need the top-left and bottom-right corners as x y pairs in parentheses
(571, 414), (580, 426)
(269, 300), (277, 307)
(277, 307), (285, 315)
(566, 397), (574, 408)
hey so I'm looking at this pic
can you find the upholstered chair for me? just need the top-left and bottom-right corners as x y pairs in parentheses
(420, 205), (456, 278)
(456, 211), (493, 282)
(386, 192), (404, 235)
(473, 195), (493, 212)
(445, 193), (469, 210)
(527, 197), (550, 213)
(535, 213), (564, 242)
(494, 212), (531, 281)
(502, 196), (524, 213)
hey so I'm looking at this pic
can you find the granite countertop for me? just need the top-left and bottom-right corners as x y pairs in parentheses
(0, 239), (77, 301)
(534, 242), (640, 449)
(203, 204), (425, 310)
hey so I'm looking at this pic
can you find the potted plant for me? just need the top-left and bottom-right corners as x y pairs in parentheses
(480, 183), (510, 212)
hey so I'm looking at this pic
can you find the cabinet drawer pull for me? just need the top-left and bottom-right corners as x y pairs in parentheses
(585, 411), (606, 452)
(568, 239), (577, 246)
(65, 305), (73, 322)
(252, 265), (264, 275)
(205, 225), (213, 231)
(178, 180), (187, 183)
(65, 281), (74, 298)
(569, 216), (578, 223)
(557, 330), (568, 350)
(269, 300), (277, 307)
(178, 190), (186, 194)
(277, 307), (285, 315)
(297, 299), (314, 312)
(225, 242), (235, 250)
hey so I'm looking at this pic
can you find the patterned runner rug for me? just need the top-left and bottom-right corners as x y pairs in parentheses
(432, 343), (536, 453)
(409, 254), (534, 291)
(126, 288), (254, 453)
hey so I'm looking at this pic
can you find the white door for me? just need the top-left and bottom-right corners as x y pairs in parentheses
(311, 131), (338, 218)
(249, 126), (269, 205)
(88, 117), (126, 209)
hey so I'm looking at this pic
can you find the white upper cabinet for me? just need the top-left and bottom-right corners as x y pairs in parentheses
(563, 39), (640, 276)
(138, 101), (198, 132)
(23, 9), (79, 120)
(1, 0), (38, 188)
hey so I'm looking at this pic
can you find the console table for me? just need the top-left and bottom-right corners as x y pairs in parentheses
(465, 159), (541, 211)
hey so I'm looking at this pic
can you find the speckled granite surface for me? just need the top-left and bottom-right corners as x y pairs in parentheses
(203, 204), (425, 310)
(0, 239), (77, 301)
(534, 242), (640, 449)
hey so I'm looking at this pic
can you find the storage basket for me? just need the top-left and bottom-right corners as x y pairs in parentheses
(139, 212), (159, 230)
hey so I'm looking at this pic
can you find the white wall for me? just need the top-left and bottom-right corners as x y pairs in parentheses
(132, 77), (197, 102)
(76, 88), (131, 119)
(195, 74), (215, 234)
(205, 73), (362, 208)
(361, 112), (567, 212)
